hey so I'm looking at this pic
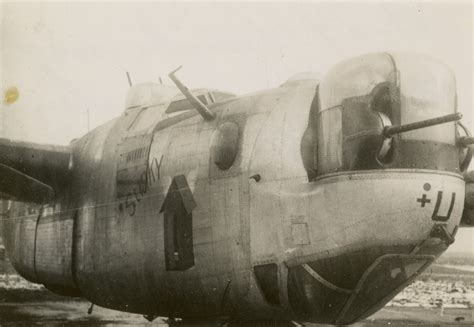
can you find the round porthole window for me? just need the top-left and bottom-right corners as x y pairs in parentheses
(212, 122), (240, 170)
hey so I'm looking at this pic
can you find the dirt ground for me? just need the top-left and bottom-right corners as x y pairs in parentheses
(356, 306), (473, 326)
(0, 300), (472, 326)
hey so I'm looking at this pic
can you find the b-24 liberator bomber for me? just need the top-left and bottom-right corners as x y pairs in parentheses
(1, 53), (474, 326)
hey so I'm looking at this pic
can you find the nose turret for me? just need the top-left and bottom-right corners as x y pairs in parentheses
(304, 52), (469, 177)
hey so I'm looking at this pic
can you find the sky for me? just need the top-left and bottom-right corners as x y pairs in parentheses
(0, 1), (473, 253)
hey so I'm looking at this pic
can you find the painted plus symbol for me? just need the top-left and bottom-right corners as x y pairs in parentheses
(417, 194), (431, 207)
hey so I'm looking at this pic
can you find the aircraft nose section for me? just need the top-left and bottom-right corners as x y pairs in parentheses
(281, 170), (465, 324)
(287, 251), (434, 324)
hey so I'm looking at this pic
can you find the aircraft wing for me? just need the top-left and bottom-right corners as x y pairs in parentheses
(461, 171), (474, 226)
(0, 138), (72, 203)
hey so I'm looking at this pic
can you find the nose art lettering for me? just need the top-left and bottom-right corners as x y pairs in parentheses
(431, 191), (456, 222)
(416, 194), (431, 207)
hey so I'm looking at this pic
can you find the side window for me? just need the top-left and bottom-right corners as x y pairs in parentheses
(209, 114), (247, 178)
(211, 122), (240, 170)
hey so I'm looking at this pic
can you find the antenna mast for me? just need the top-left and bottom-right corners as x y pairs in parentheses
(87, 108), (90, 132)
(126, 72), (133, 87)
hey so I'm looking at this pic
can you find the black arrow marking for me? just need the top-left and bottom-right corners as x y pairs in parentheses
(160, 175), (196, 214)
(160, 175), (196, 271)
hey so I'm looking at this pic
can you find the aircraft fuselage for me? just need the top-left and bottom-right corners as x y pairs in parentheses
(1, 52), (470, 325)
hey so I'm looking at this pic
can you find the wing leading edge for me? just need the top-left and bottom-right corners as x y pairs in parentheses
(0, 138), (72, 203)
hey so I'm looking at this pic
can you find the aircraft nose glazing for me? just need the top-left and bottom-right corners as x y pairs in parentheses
(287, 251), (434, 324)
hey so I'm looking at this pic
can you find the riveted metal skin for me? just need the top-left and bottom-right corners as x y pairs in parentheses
(0, 52), (471, 325)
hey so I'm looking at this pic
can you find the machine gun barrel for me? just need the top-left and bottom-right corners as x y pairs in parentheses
(383, 113), (462, 138)
(458, 136), (474, 147)
(168, 66), (216, 121)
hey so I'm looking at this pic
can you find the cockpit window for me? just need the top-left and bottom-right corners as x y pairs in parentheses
(165, 91), (235, 115)
(166, 94), (209, 114)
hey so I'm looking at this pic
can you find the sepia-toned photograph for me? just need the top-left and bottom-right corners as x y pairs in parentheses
(0, 1), (473, 326)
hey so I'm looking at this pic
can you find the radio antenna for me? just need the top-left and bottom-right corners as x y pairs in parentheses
(126, 72), (133, 87)
(87, 108), (90, 132)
